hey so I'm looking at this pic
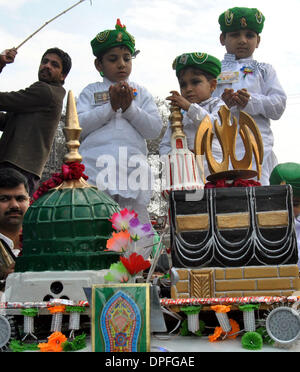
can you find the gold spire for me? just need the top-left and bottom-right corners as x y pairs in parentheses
(57, 90), (91, 189)
(63, 90), (82, 164)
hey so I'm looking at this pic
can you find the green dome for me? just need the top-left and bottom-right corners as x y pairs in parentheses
(15, 186), (120, 272)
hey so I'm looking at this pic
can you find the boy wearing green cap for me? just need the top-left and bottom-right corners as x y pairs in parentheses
(77, 20), (162, 240)
(214, 7), (287, 185)
(270, 163), (300, 268)
(159, 52), (224, 177)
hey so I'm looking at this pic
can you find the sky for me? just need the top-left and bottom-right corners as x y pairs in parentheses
(0, 0), (299, 164)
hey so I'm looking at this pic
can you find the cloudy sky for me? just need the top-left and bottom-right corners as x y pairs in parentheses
(0, 0), (299, 164)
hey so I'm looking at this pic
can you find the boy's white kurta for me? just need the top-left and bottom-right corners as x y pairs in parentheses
(77, 77), (162, 206)
(159, 97), (224, 179)
(213, 53), (287, 185)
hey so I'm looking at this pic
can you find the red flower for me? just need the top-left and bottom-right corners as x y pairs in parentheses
(233, 178), (261, 187)
(205, 179), (229, 188)
(120, 253), (151, 275)
(204, 182), (215, 189)
(62, 162), (87, 180)
(205, 178), (261, 189)
(215, 179), (229, 188)
(32, 162), (88, 203)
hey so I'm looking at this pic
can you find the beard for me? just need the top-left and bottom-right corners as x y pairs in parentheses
(38, 68), (52, 83)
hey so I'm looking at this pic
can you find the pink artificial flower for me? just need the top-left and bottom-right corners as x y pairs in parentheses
(109, 208), (137, 231)
(129, 218), (154, 241)
(105, 230), (131, 252)
(120, 252), (151, 275)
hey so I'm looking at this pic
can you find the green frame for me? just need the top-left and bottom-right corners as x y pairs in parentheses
(92, 283), (150, 352)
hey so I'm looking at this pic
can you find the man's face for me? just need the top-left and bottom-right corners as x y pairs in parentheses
(0, 184), (30, 229)
(38, 53), (66, 84)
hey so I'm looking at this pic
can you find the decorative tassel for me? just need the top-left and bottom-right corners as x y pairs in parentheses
(66, 306), (86, 339)
(239, 304), (260, 332)
(51, 312), (63, 333)
(48, 305), (66, 333)
(21, 308), (38, 341)
(180, 306), (202, 333)
(211, 305), (231, 333)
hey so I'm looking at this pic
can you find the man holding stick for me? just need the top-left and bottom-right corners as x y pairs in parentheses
(0, 47), (72, 196)
(0, 48), (17, 73)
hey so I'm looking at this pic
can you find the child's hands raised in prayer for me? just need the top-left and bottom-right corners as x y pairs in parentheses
(222, 88), (250, 109)
(109, 81), (134, 112)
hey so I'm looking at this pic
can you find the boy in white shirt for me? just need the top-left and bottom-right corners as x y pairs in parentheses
(77, 19), (162, 237)
(214, 7), (287, 185)
(159, 52), (224, 179)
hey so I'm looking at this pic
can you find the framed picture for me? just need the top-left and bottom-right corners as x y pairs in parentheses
(92, 283), (150, 352)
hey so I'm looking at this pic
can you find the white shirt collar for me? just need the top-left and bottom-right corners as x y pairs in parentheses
(199, 96), (218, 107)
(0, 232), (14, 250)
(224, 53), (254, 64)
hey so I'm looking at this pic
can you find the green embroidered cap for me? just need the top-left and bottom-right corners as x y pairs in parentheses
(172, 53), (221, 78)
(269, 163), (300, 198)
(91, 19), (135, 57)
(218, 7), (265, 34)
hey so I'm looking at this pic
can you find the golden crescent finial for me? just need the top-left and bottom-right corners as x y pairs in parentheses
(194, 106), (264, 179)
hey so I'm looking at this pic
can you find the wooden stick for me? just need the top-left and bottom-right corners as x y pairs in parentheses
(16, 0), (89, 49)
(146, 230), (167, 283)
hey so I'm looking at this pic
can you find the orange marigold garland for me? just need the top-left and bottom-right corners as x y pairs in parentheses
(38, 332), (67, 352)
(208, 326), (223, 342)
(211, 305), (231, 313)
(227, 319), (240, 339)
(48, 305), (66, 314)
(208, 319), (240, 342)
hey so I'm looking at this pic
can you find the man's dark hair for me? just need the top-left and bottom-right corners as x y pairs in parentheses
(0, 168), (29, 194)
(42, 47), (72, 76)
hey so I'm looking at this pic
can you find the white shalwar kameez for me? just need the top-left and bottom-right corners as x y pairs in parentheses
(213, 53), (287, 185)
(159, 97), (225, 179)
(77, 77), (162, 246)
